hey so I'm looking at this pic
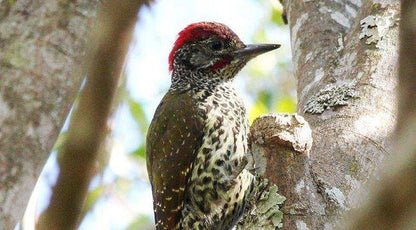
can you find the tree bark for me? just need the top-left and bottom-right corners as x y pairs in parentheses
(248, 0), (400, 229)
(0, 1), (98, 229)
(36, 1), (147, 229)
(342, 0), (416, 229)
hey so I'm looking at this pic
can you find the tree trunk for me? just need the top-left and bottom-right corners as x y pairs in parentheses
(342, 0), (416, 229)
(247, 0), (400, 229)
(36, 0), (146, 228)
(0, 1), (98, 229)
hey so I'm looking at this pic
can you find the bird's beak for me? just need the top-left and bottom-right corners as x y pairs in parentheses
(234, 44), (281, 59)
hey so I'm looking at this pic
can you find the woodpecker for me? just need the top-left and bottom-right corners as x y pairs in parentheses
(146, 22), (280, 230)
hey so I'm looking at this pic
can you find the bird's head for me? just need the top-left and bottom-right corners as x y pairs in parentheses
(169, 22), (280, 83)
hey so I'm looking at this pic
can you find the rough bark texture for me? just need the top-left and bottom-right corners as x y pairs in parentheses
(248, 0), (400, 229)
(0, 1), (98, 229)
(291, 1), (399, 227)
(251, 114), (315, 229)
(238, 114), (313, 229)
(342, 0), (416, 229)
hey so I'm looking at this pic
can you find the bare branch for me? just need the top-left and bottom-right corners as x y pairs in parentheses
(36, 0), (150, 229)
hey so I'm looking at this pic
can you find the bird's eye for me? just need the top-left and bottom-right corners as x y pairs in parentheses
(210, 40), (223, 51)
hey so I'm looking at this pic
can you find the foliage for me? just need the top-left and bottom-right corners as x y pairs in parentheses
(247, 0), (296, 124)
(128, 98), (149, 159)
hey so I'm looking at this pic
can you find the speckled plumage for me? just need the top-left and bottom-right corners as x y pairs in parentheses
(146, 22), (279, 230)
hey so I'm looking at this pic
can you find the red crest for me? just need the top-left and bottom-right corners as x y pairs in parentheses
(168, 22), (239, 71)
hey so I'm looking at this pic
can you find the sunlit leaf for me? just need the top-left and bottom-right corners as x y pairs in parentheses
(271, 7), (285, 26)
(249, 101), (268, 124)
(258, 91), (272, 108)
(128, 99), (149, 136)
(126, 215), (154, 230)
(132, 144), (146, 159)
(276, 96), (297, 113)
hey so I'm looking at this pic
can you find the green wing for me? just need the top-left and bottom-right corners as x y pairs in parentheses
(146, 91), (204, 229)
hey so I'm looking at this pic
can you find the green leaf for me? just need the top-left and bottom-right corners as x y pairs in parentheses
(128, 99), (149, 136)
(276, 96), (297, 113)
(249, 101), (268, 124)
(258, 91), (272, 109)
(248, 91), (275, 124)
(126, 215), (153, 230)
(132, 144), (146, 159)
(271, 7), (285, 26)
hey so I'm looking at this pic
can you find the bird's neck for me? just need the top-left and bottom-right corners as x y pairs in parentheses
(170, 68), (234, 96)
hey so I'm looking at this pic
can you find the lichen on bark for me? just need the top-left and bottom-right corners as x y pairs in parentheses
(303, 81), (359, 114)
(244, 113), (316, 229)
(283, 0), (399, 228)
(237, 181), (286, 229)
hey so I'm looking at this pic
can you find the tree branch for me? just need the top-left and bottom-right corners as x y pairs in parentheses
(36, 0), (149, 229)
(239, 114), (314, 229)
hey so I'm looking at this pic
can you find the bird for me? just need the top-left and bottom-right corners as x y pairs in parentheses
(146, 22), (280, 230)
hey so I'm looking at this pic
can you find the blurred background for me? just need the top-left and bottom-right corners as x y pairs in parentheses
(26, 0), (295, 229)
